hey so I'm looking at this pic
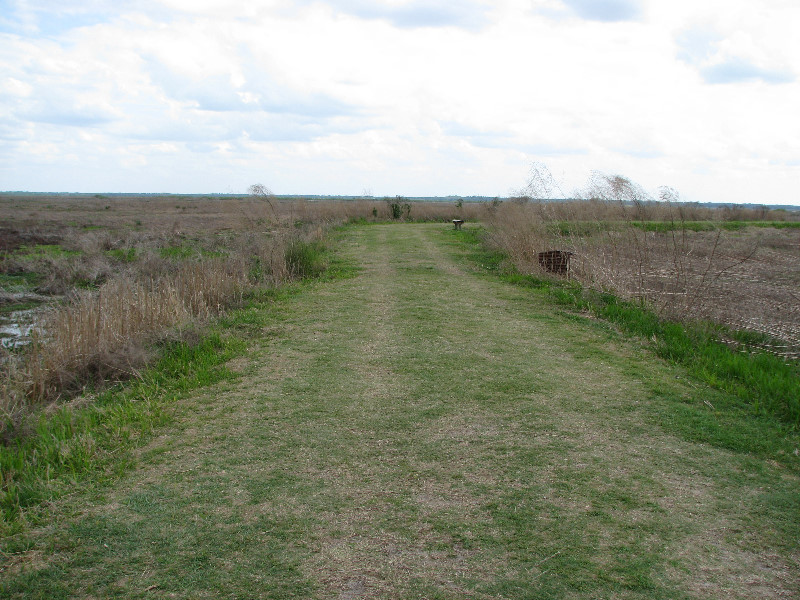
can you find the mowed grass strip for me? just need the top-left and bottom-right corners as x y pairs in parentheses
(2, 224), (798, 599)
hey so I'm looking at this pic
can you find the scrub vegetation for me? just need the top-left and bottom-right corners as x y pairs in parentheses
(489, 168), (800, 363)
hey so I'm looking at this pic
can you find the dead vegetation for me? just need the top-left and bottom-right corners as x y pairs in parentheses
(0, 193), (337, 433)
(2, 187), (797, 434)
(0, 190), (480, 433)
(486, 168), (800, 360)
(0, 193), (483, 233)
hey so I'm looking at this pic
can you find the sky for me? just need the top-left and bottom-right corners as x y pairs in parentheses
(1, 0), (799, 203)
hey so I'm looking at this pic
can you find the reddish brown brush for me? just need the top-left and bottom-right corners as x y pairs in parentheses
(485, 199), (800, 359)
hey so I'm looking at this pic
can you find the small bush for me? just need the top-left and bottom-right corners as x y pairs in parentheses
(387, 198), (402, 220)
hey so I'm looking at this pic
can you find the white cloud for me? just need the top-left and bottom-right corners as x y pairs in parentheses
(700, 59), (793, 85)
(676, 22), (796, 85)
(0, 0), (798, 203)
(0, 77), (33, 97)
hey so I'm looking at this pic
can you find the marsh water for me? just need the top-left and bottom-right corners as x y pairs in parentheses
(0, 308), (39, 348)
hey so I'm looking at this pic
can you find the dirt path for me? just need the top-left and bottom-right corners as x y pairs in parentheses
(3, 224), (798, 599)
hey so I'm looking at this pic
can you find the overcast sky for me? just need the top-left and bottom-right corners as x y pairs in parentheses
(1, 0), (798, 203)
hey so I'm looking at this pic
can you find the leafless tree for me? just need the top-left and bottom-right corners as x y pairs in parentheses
(515, 162), (567, 201)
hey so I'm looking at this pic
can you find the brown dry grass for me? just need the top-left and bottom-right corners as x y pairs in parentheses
(485, 200), (800, 358)
(22, 263), (247, 405)
(2, 223), (798, 598)
(0, 194), (483, 233)
(0, 188), (483, 427)
(0, 194), (340, 430)
(2, 191), (796, 428)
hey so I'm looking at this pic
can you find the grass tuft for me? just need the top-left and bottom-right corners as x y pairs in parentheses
(285, 239), (327, 279)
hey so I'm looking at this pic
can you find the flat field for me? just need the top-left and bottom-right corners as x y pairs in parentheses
(1, 221), (798, 599)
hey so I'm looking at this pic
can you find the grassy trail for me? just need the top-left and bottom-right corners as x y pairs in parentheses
(3, 224), (798, 598)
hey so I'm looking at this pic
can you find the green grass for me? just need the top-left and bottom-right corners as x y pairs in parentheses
(0, 332), (244, 532)
(13, 244), (81, 259)
(632, 220), (717, 232)
(0, 231), (349, 535)
(1, 223), (797, 599)
(0, 306), (39, 325)
(749, 220), (800, 229)
(633, 220), (800, 233)
(451, 226), (800, 430)
(104, 248), (137, 262)
(159, 245), (196, 259)
(594, 298), (800, 426)
(0, 273), (45, 317)
(551, 220), (800, 237)
(0, 272), (41, 293)
(159, 244), (226, 260)
(550, 220), (716, 237)
(550, 220), (620, 236)
(285, 239), (327, 278)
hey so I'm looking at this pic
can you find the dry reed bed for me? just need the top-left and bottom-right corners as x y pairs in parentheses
(27, 257), (252, 397)
(486, 201), (800, 358)
(0, 194), (478, 414)
(0, 199), (328, 430)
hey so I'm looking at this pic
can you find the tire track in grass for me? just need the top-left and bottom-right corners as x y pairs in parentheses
(2, 224), (798, 599)
(294, 225), (504, 598)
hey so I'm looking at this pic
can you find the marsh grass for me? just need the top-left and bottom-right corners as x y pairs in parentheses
(285, 239), (327, 279)
(21, 262), (245, 402)
(0, 197), (337, 435)
(0, 194), (480, 420)
(0, 331), (244, 529)
(2, 191), (796, 429)
(3, 224), (796, 598)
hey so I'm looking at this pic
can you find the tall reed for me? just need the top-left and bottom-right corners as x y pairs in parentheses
(0, 221), (311, 432)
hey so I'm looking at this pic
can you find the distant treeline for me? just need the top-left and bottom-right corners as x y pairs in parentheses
(1, 191), (798, 211)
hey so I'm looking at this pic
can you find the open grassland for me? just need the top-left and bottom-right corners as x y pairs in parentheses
(2, 194), (797, 429)
(1, 194), (799, 598)
(1, 223), (797, 599)
(0, 193), (483, 234)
